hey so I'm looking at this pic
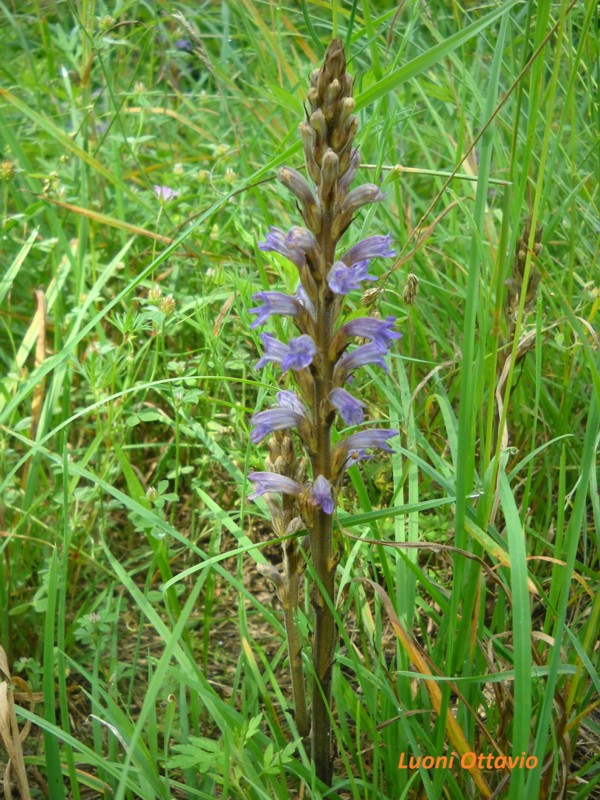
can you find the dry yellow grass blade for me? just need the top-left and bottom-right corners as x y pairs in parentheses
(30, 289), (47, 439)
(0, 647), (32, 800)
(42, 198), (172, 244)
(360, 580), (494, 799)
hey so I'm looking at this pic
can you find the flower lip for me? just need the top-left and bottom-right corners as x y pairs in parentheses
(327, 260), (376, 295)
(255, 333), (316, 372)
(309, 475), (335, 515)
(341, 316), (401, 353)
(329, 387), (365, 425)
(280, 335), (317, 372)
(255, 333), (289, 370)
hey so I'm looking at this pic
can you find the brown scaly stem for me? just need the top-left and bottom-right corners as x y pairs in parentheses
(310, 210), (337, 784)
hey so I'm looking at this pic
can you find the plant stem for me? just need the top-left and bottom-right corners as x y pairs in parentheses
(282, 538), (309, 738)
(310, 211), (336, 785)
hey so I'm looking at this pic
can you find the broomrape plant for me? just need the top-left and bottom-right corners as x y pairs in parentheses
(247, 39), (399, 785)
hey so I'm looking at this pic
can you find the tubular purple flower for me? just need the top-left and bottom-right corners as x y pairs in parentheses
(278, 167), (317, 207)
(251, 408), (306, 444)
(329, 387), (365, 425)
(309, 475), (335, 515)
(341, 428), (398, 453)
(248, 471), (304, 501)
(281, 335), (317, 372)
(259, 227), (306, 267)
(342, 235), (396, 266)
(334, 342), (390, 383)
(249, 291), (303, 328)
(255, 333), (289, 370)
(276, 390), (307, 415)
(327, 260), (376, 295)
(341, 316), (401, 353)
(256, 333), (317, 372)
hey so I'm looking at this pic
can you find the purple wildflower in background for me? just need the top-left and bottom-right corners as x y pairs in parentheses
(327, 260), (376, 295)
(329, 388), (365, 425)
(153, 185), (179, 202)
(341, 316), (401, 352)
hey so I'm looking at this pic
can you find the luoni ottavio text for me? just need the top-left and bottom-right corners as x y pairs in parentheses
(398, 751), (539, 771)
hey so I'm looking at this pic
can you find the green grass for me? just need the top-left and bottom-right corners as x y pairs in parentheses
(0, 1), (598, 798)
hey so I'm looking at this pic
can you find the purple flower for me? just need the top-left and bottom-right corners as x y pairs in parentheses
(255, 333), (289, 369)
(309, 475), (335, 515)
(334, 429), (398, 471)
(341, 316), (401, 353)
(329, 388), (365, 425)
(342, 429), (398, 453)
(248, 472), (304, 501)
(251, 408), (305, 444)
(327, 260), (377, 295)
(276, 390), (307, 415)
(259, 226), (318, 268)
(250, 390), (309, 444)
(249, 291), (303, 329)
(342, 235), (396, 266)
(281, 335), (317, 371)
(153, 185), (179, 202)
(255, 333), (316, 372)
(334, 343), (389, 382)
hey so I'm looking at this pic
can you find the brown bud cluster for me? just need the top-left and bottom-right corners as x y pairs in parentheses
(505, 220), (542, 320)
(278, 39), (371, 245)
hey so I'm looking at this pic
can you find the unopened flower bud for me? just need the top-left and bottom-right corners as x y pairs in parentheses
(319, 149), (338, 206)
(403, 273), (419, 305)
(307, 87), (319, 111)
(278, 167), (321, 232)
(299, 122), (320, 183)
(257, 563), (283, 588)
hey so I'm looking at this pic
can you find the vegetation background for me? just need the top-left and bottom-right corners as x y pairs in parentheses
(0, 1), (598, 798)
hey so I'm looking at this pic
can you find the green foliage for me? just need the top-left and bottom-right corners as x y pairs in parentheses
(0, 1), (598, 798)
